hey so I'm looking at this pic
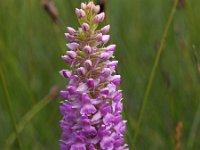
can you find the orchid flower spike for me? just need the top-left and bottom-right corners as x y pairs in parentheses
(59, 1), (129, 150)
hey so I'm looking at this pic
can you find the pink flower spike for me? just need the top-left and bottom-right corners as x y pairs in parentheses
(59, 2), (128, 150)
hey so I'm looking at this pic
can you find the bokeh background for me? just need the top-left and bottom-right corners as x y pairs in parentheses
(0, 0), (200, 149)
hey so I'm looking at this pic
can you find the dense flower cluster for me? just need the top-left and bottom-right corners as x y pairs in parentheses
(59, 2), (128, 150)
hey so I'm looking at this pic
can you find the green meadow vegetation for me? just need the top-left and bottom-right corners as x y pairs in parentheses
(0, 0), (200, 149)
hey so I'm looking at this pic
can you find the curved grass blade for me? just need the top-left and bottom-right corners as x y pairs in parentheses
(133, 0), (179, 144)
(0, 65), (22, 150)
(5, 86), (60, 149)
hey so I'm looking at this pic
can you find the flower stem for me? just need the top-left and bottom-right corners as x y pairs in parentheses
(133, 0), (179, 144)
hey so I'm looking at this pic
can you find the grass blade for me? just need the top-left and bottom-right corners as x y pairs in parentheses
(133, 0), (179, 144)
(0, 65), (22, 150)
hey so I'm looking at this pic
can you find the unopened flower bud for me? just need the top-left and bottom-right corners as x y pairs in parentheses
(83, 45), (92, 54)
(77, 67), (86, 75)
(102, 68), (112, 77)
(67, 86), (76, 94)
(92, 5), (100, 13)
(111, 75), (121, 86)
(75, 8), (86, 18)
(67, 27), (76, 35)
(84, 59), (92, 68)
(94, 12), (105, 23)
(87, 78), (95, 87)
(66, 42), (79, 50)
(82, 23), (90, 31)
(81, 2), (87, 9)
(64, 33), (74, 41)
(101, 25), (110, 34)
(106, 44), (116, 52)
(96, 33), (103, 41)
(102, 35), (110, 44)
(87, 2), (95, 9)
(100, 52), (112, 60)
(59, 70), (72, 78)
(67, 51), (77, 59)
(61, 55), (72, 63)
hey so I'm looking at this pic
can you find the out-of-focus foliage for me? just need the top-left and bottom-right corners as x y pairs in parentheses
(0, 0), (200, 149)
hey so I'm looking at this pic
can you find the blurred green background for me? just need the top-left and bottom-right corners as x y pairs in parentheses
(0, 0), (200, 149)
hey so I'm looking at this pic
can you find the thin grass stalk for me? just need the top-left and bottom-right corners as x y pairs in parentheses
(133, 0), (179, 144)
(0, 66), (22, 150)
(5, 85), (59, 149)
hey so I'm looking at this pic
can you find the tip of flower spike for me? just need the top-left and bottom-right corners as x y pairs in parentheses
(92, 5), (100, 13)
(81, 2), (87, 9)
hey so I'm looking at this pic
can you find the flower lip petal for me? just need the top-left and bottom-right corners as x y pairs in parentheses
(70, 143), (86, 150)
(80, 104), (97, 116)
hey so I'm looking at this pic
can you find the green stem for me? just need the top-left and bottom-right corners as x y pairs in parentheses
(133, 0), (179, 144)
(0, 66), (22, 150)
